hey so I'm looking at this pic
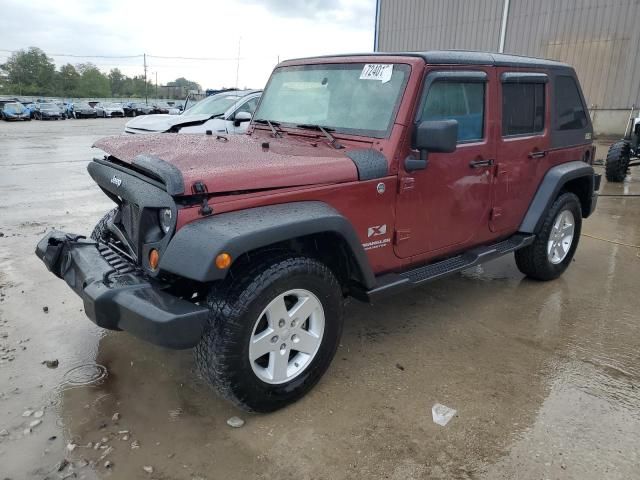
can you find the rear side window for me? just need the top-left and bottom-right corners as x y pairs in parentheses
(555, 76), (588, 130)
(421, 82), (485, 142)
(502, 83), (545, 136)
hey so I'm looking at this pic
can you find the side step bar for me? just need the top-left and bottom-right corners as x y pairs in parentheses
(361, 233), (535, 303)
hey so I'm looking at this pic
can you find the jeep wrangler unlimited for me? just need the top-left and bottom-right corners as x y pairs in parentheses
(36, 51), (600, 412)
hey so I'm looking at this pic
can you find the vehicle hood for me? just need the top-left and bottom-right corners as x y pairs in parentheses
(93, 133), (359, 195)
(125, 113), (215, 132)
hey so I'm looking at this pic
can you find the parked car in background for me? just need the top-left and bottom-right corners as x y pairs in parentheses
(62, 102), (74, 118)
(24, 103), (37, 119)
(34, 103), (63, 120)
(124, 90), (261, 134)
(130, 102), (155, 116)
(74, 102), (98, 119)
(152, 102), (171, 114)
(1, 102), (31, 121)
(122, 102), (135, 117)
(95, 102), (125, 118)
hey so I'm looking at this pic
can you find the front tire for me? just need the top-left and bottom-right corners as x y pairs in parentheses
(515, 192), (582, 281)
(605, 141), (630, 182)
(195, 255), (344, 412)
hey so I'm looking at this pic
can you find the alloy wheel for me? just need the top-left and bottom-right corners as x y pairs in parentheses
(249, 289), (325, 385)
(547, 209), (575, 264)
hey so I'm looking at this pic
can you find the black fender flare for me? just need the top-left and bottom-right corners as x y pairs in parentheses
(159, 201), (376, 288)
(519, 161), (596, 233)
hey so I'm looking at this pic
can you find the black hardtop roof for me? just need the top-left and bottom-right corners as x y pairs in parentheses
(288, 50), (572, 70)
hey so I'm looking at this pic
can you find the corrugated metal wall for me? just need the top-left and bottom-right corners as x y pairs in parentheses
(377, 0), (504, 52)
(377, 0), (640, 110)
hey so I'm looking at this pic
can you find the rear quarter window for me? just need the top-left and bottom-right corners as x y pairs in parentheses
(555, 76), (588, 130)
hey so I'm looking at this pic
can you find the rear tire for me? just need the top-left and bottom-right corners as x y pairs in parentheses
(605, 141), (630, 182)
(515, 193), (582, 281)
(195, 255), (344, 412)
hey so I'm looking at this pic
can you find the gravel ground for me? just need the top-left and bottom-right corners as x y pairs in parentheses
(0, 118), (639, 479)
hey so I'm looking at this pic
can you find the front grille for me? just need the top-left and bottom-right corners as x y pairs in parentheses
(98, 243), (139, 275)
(119, 202), (141, 256)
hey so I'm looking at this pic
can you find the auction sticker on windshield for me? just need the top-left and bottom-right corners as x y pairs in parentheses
(360, 64), (393, 83)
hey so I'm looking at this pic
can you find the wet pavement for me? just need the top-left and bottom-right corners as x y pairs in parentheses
(0, 119), (639, 479)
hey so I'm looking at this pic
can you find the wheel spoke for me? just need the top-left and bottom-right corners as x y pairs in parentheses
(289, 295), (319, 324)
(292, 329), (320, 354)
(266, 297), (289, 326)
(250, 329), (275, 361)
(269, 350), (290, 382)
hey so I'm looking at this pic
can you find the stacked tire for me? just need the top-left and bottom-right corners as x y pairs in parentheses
(605, 141), (630, 182)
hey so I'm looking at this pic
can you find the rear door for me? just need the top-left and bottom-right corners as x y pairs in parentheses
(492, 71), (550, 232)
(394, 67), (496, 258)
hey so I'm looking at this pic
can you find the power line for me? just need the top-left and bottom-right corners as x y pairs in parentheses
(0, 48), (250, 62)
(147, 54), (244, 61)
(0, 48), (142, 59)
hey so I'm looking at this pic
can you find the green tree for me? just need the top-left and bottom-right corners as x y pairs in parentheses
(167, 77), (201, 92)
(58, 63), (80, 96)
(108, 68), (125, 96)
(75, 63), (110, 97)
(2, 47), (56, 95)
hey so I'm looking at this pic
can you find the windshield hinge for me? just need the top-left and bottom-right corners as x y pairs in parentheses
(192, 181), (213, 216)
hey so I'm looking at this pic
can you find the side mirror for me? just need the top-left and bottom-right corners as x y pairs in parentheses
(413, 119), (458, 153)
(406, 120), (458, 171)
(233, 111), (252, 127)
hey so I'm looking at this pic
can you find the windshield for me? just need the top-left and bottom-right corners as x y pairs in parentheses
(3, 102), (25, 113)
(184, 94), (241, 117)
(40, 104), (58, 111)
(76, 103), (91, 109)
(104, 103), (119, 108)
(254, 63), (410, 138)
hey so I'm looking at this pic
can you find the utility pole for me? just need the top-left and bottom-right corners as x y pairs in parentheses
(143, 53), (148, 104)
(235, 37), (241, 89)
(155, 72), (158, 99)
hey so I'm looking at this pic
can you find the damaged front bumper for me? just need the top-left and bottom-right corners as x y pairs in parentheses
(35, 231), (208, 349)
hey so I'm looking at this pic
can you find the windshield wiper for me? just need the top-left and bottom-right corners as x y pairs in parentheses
(295, 124), (344, 149)
(254, 119), (283, 138)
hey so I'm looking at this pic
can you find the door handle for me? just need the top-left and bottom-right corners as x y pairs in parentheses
(469, 158), (494, 168)
(528, 150), (546, 159)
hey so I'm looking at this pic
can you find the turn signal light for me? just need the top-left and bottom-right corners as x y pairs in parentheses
(149, 249), (160, 270)
(215, 252), (232, 269)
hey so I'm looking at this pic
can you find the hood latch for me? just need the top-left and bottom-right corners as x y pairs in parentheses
(192, 181), (213, 216)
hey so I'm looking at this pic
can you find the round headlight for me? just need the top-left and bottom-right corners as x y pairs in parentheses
(159, 208), (173, 233)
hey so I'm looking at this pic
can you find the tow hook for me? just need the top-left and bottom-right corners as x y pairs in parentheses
(192, 181), (213, 216)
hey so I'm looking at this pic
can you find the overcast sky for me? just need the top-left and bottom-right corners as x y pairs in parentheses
(0, 0), (376, 89)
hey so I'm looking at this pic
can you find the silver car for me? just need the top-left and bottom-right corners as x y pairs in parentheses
(95, 102), (125, 118)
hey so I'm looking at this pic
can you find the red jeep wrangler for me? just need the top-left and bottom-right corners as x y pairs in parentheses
(37, 51), (599, 412)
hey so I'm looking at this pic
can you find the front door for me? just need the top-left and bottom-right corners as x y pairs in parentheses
(394, 67), (496, 259)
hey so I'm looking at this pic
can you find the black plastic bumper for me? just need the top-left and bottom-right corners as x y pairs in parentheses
(35, 231), (208, 349)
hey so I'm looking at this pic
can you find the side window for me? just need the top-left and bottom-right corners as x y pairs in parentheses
(236, 97), (259, 115)
(555, 76), (588, 130)
(502, 83), (545, 136)
(421, 81), (485, 142)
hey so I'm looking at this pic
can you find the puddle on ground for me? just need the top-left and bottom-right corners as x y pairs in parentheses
(61, 363), (109, 388)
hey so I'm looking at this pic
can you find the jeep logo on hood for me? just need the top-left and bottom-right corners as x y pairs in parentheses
(110, 175), (122, 187)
